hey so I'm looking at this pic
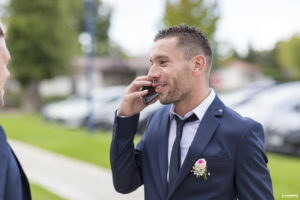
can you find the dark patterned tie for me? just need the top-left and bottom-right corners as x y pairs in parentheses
(168, 113), (198, 192)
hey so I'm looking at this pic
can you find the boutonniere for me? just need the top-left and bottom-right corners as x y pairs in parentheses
(191, 158), (210, 180)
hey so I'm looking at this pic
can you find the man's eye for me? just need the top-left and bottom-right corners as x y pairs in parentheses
(160, 60), (167, 65)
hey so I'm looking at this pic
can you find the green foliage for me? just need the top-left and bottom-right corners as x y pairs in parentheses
(277, 34), (300, 80)
(239, 35), (300, 81)
(257, 46), (285, 81)
(242, 44), (286, 81)
(6, 0), (77, 85)
(163, 0), (219, 41)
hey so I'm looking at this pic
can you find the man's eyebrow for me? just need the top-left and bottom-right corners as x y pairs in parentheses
(156, 55), (169, 59)
(150, 55), (169, 62)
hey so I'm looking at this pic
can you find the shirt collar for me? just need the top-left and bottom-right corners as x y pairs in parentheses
(169, 89), (216, 121)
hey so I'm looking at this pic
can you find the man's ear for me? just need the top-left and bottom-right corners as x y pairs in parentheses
(192, 55), (206, 73)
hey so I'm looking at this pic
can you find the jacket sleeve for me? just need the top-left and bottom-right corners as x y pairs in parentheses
(235, 121), (274, 200)
(110, 111), (144, 194)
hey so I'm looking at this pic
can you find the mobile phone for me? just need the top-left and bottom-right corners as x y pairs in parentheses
(142, 86), (158, 105)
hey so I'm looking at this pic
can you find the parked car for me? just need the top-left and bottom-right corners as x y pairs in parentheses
(42, 85), (163, 132)
(42, 86), (127, 128)
(233, 81), (300, 127)
(94, 97), (163, 133)
(264, 101), (300, 155)
(137, 101), (163, 133)
(232, 81), (300, 156)
(92, 94), (123, 129)
(218, 79), (275, 108)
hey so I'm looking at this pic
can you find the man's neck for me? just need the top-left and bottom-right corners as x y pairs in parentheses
(174, 88), (210, 117)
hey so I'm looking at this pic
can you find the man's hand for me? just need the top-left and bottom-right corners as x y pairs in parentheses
(118, 76), (158, 117)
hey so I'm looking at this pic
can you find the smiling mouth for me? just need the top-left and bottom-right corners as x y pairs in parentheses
(153, 83), (167, 93)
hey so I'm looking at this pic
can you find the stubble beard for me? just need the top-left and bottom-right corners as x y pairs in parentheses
(159, 64), (191, 105)
(159, 78), (190, 105)
(159, 88), (180, 105)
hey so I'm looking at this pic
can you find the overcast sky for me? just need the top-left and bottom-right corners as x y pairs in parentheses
(102, 0), (300, 56)
(1, 0), (300, 56)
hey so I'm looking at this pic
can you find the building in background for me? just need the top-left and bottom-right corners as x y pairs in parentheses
(39, 56), (149, 98)
(210, 59), (270, 91)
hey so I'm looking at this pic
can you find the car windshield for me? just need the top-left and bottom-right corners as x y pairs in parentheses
(245, 82), (300, 108)
(93, 86), (126, 103)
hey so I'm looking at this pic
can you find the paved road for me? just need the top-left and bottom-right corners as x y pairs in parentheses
(9, 140), (144, 200)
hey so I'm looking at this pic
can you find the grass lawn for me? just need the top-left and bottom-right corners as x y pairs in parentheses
(267, 153), (300, 198)
(0, 113), (299, 199)
(0, 113), (114, 169)
(31, 183), (65, 200)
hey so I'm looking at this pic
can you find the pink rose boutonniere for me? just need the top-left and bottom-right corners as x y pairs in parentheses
(191, 158), (210, 180)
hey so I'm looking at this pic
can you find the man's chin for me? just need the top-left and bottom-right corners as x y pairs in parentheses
(159, 96), (173, 105)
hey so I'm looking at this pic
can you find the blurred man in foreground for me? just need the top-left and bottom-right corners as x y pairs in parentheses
(110, 24), (274, 199)
(0, 26), (31, 200)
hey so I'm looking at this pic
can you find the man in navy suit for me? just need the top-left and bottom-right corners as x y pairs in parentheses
(0, 26), (32, 200)
(110, 24), (274, 199)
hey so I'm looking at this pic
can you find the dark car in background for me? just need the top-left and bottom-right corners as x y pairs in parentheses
(219, 80), (275, 108)
(42, 85), (163, 133)
(94, 97), (162, 133)
(265, 101), (300, 155)
(231, 81), (300, 156)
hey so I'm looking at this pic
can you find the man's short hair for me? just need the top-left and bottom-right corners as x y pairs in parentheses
(154, 24), (213, 70)
(0, 26), (4, 37)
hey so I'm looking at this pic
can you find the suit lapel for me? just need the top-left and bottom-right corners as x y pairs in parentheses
(158, 108), (171, 195)
(167, 97), (224, 198)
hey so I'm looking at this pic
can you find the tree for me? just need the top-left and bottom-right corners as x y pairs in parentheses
(6, 0), (78, 111)
(163, 0), (219, 41)
(69, 0), (115, 56)
(242, 37), (300, 81)
(277, 34), (300, 80)
(239, 44), (286, 81)
(257, 48), (286, 81)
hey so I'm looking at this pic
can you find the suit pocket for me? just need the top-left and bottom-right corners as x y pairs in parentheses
(202, 149), (228, 162)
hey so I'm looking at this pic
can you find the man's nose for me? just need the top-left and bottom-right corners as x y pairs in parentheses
(148, 64), (160, 79)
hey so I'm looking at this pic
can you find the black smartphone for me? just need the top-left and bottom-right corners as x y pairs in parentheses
(142, 86), (158, 105)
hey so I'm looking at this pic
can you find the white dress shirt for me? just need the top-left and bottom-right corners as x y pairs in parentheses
(168, 89), (216, 172)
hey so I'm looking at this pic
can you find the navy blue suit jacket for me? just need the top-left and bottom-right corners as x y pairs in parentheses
(110, 96), (274, 199)
(0, 125), (31, 200)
